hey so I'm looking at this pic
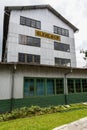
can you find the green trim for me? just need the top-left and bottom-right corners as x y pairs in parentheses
(0, 99), (11, 113)
(24, 77), (64, 98)
(54, 79), (56, 95)
(44, 79), (47, 96)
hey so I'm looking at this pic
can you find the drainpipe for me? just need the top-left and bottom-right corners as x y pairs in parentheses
(10, 64), (16, 111)
(64, 68), (72, 105)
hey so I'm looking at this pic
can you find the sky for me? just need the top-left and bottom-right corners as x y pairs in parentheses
(0, 0), (87, 67)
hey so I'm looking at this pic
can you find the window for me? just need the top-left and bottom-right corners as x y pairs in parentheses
(54, 26), (69, 37)
(36, 79), (44, 96)
(67, 78), (87, 93)
(24, 78), (64, 97)
(75, 79), (81, 93)
(54, 42), (70, 52)
(24, 79), (34, 97)
(67, 79), (74, 93)
(20, 16), (41, 29)
(82, 79), (87, 92)
(55, 58), (71, 66)
(20, 16), (26, 25)
(18, 53), (40, 64)
(19, 35), (40, 47)
(19, 53), (25, 62)
(47, 79), (55, 95)
(56, 79), (63, 94)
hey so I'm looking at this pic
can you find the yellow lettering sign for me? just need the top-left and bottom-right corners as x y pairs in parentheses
(35, 30), (61, 41)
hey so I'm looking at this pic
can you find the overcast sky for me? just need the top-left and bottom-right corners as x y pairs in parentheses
(0, 0), (87, 67)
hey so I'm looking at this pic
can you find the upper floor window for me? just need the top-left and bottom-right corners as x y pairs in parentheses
(54, 26), (69, 37)
(19, 34), (40, 47)
(54, 42), (70, 52)
(55, 57), (71, 67)
(18, 53), (40, 64)
(20, 16), (41, 29)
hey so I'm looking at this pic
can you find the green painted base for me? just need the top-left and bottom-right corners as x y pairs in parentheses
(0, 93), (87, 113)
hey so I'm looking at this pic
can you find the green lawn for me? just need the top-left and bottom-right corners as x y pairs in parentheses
(0, 108), (87, 130)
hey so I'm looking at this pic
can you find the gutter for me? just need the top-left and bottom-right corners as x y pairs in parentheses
(64, 68), (72, 105)
(10, 64), (16, 111)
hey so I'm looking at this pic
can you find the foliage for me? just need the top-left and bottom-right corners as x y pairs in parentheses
(0, 103), (87, 122)
(0, 107), (87, 130)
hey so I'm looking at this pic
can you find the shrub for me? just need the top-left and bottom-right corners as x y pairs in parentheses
(0, 103), (87, 122)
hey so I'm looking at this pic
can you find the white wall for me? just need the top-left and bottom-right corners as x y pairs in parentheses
(6, 8), (76, 67)
(0, 67), (11, 99)
(0, 64), (87, 99)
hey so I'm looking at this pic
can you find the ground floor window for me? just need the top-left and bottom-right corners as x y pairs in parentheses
(67, 78), (87, 93)
(24, 78), (64, 97)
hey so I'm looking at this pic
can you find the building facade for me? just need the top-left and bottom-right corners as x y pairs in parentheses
(0, 63), (87, 113)
(3, 5), (78, 67)
(1, 5), (87, 113)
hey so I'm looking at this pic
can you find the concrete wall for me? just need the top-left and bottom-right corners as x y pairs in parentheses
(0, 64), (87, 100)
(0, 64), (87, 113)
(0, 65), (11, 99)
(6, 8), (76, 67)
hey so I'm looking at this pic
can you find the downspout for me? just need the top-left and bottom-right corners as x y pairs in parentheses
(10, 64), (16, 111)
(64, 68), (72, 105)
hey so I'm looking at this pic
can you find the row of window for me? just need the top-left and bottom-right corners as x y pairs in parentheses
(20, 16), (41, 29)
(18, 53), (71, 66)
(55, 58), (71, 66)
(54, 42), (70, 52)
(24, 78), (63, 97)
(67, 79), (87, 93)
(19, 34), (70, 52)
(19, 34), (40, 47)
(20, 16), (69, 37)
(19, 53), (40, 64)
(54, 26), (69, 37)
(24, 78), (87, 97)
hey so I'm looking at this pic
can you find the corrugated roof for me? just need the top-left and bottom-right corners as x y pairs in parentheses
(5, 4), (78, 32)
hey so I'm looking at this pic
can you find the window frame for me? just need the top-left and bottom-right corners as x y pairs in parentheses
(54, 25), (69, 37)
(19, 34), (41, 47)
(20, 16), (41, 29)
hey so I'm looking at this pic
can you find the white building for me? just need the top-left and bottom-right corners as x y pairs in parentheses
(2, 5), (78, 67)
(2, 5), (87, 114)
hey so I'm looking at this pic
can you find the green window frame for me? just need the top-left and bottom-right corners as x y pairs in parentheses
(24, 77), (64, 97)
(67, 78), (87, 94)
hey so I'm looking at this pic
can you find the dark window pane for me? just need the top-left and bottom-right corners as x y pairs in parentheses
(54, 26), (58, 34)
(57, 27), (62, 35)
(36, 21), (41, 29)
(34, 55), (40, 63)
(54, 42), (70, 52)
(75, 79), (81, 93)
(19, 35), (40, 47)
(26, 18), (31, 26)
(47, 79), (55, 95)
(20, 16), (26, 25)
(18, 53), (25, 62)
(67, 79), (74, 93)
(27, 37), (33, 45)
(55, 57), (71, 67)
(20, 16), (41, 29)
(82, 79), (87, 92)
(24, 79), (34, 97)
(56, 79), (63, 94)
(31, 19), (36, 27)
(54, 26), (69, 37)
(27, 54), (32, 63)
(36, 79), (44, 96)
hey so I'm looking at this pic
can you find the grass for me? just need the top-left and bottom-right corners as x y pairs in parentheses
(0, 108), (87, 130)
